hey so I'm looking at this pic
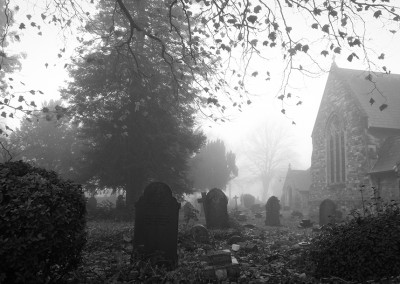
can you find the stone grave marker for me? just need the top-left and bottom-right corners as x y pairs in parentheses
(190, 224), (209, 243)
(204, 188), (229, 229)
(265, 196), (281, 226)
(133, 182), (180, 269)
(319, 199), (337, 226)
(202, 250), (240, 281)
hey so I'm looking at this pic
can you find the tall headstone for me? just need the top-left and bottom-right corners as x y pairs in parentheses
(319, 199), (337, 226)
(204, 188), (229, 229)
(265, 196), (281, 226)
(133, 182), (180, 269)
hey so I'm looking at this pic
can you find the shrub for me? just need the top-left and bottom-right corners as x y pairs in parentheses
(306, 200), (400, 282)
(0, 161), (87, 283)
(182, 202), (199, 225)
(291, 210), (303, 218)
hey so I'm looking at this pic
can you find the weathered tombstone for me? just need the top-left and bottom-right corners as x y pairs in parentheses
(133, 182), (180, 269)
(190, 224), (209, 243)
(204, 188), (229, 229)
(319, 199), (337, 226)
(265, 196), (281, 226)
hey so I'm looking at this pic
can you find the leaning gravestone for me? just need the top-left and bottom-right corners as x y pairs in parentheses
(133, 182), (180, 269)
(190, 224), (209, 243)
(204, 188), (229, 229)
(319, 199), (337, 226)
(265, 196), (281, 226)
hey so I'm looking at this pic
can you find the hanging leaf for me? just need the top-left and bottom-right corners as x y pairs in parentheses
(19, 23), (25, 29)
(333, 47), (341, 54)
(247, 15), (258, 24)
(302, 45), (309, 53)
(321, 50), (329, 57)
(369, 98), (375, 105)
(373, 10), (382, 18)
(322, 24), (330, 33)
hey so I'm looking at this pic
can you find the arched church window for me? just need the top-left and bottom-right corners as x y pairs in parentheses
(326, 114), (346, 184)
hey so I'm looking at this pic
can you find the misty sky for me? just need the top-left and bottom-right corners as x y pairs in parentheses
(4, 0), (400, 200)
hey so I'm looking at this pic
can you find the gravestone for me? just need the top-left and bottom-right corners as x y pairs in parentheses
(190, 224), (209, 243)
(319, 199), (337, 226)
(204, 188), (229, 229)
(133, 182), (180, 269)
(265, 196), (281, 226)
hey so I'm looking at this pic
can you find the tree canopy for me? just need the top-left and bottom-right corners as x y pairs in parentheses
(6, 100), (85, 181)
(189, 139), (238, 191)
(60, 0), (207, 205)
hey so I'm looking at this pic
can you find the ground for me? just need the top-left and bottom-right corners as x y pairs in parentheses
(65, 210), (398, 283)
(65, 210), (319, 283)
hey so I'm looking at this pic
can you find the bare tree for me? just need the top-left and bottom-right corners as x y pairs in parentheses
(241, 121), (299, 201)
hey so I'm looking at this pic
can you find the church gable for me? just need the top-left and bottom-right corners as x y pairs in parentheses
(309, 65), (400, 219)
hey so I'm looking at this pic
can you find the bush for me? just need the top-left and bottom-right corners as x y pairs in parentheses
(291, 210), (303, 218)
(0, 161), (87, 283)
(306, 200), (400, 282)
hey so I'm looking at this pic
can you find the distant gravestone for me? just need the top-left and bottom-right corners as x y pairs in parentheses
(133, 182), (180, 269)
(190, 224), (209, 243)
(265, 196), (281, 226)
(319, 199), (337, 226)
(204, 188), (229, 229)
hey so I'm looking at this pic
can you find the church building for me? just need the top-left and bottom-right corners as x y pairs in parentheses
(308, 63), (400, 218)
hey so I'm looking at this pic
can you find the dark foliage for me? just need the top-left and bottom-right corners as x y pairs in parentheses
(87, 199), (132, 222)
(307, 200), (400, 282)
(86, 195), (97, 212)
(291, 210), (303, 218)
(0, 161), (86, 283)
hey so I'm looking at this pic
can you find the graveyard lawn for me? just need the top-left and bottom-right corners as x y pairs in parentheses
(65, 218), (398, 283)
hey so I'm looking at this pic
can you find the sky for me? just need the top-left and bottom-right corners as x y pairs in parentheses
(3, 0), (400, 200)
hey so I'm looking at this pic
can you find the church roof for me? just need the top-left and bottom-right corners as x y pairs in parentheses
(282, 168), (311, 192)
(370, 136), (400, 174)
(333, 66), (400, 130)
